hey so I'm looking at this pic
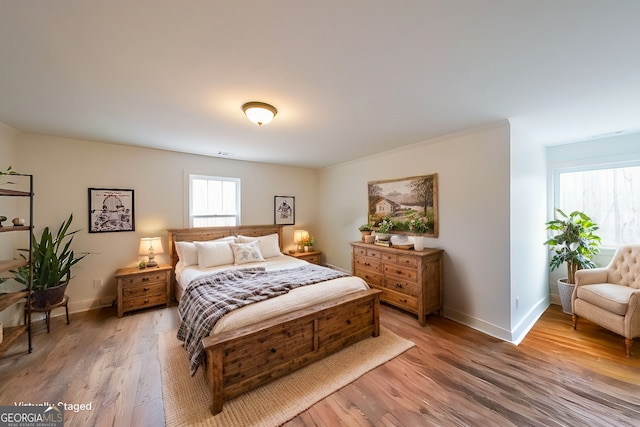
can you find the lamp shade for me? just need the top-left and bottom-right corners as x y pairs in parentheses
(242, 101), (277, 126)
(139, 237), (164, 255)
(294, 230), (309, 244)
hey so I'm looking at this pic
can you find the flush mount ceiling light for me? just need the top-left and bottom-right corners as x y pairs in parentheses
(242, 101), (277, 126)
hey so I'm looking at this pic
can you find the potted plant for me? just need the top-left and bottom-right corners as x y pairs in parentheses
(376, 217), (394, 241)
(409, 214), (429, 251)
(13, 214), (89, 309)
(544, 208), (601, 314)
(303, 236), (315, 252)
(358, 223), (373, 242)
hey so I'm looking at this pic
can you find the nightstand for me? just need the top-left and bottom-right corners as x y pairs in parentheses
(290, 251), (322, 265)
(115, 264), (172, 317)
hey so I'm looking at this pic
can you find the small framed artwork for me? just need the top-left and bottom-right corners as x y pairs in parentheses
(88, 188), (135, 233)
(274, 195), (295, 225)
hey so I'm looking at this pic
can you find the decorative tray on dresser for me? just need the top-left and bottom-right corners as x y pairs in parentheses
(350, 241), (443, 325)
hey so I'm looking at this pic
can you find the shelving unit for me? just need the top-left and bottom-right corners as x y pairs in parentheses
(0, 173), (33, 355)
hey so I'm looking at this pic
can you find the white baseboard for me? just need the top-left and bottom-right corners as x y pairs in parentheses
(43, 295), (116, 319)
(444, 296), (550, 345)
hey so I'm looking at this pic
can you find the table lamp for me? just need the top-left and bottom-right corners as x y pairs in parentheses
(139, 237), (164, 268)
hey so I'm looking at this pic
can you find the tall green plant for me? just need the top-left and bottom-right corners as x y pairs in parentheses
(14, 214), (89, 290)
(544, 208), (601, 284)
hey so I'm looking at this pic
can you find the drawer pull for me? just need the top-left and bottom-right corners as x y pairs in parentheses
(142, 277), (150, 282)
(144, 299), (149, 304)
(364, 262), (371, 266)
(346, 319), (351, 325)
(270, 348), (277, 354)
(396, 270), (403, 275)
(144, 287), (150, 291)
(395, 283), (403, 289)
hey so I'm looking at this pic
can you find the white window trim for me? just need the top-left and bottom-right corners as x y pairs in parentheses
(184, 171), (241, 227)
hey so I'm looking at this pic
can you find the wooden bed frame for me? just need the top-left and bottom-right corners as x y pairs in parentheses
(167, 225), (381, 415)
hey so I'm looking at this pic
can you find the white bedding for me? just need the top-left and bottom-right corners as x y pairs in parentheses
(176, 255), (369, 336)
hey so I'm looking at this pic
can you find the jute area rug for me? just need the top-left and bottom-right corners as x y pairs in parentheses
(159, 327), (414, 427)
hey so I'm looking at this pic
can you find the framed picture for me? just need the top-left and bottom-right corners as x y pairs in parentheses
(367, 174), (438, 237)
(274, 196), (295, 225)
(88, 188), (135, 233)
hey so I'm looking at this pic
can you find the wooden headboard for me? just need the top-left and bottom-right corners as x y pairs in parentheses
(167, 224), (284, 271)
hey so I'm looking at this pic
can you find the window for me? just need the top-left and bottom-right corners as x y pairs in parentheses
(189, 175), (240, 227)
(555, 163), (640, 248)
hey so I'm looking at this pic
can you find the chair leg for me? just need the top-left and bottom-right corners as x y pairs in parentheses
(625, 338), (632, 358)
(572, 314), (578, 329)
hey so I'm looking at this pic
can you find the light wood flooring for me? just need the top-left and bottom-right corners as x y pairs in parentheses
(0, 303), (638, 426)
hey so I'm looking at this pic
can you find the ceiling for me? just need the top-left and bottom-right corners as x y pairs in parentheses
(1, 1), (639, 169)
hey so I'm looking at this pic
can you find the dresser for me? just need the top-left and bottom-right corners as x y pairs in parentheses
(350, 242), (443, 325)
(115, 265), (172, 317)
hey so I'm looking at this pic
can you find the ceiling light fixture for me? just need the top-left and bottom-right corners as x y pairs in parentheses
(242, 101), (277, 126)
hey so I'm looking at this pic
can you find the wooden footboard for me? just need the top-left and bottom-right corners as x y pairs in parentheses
(201, 288), (381, 415)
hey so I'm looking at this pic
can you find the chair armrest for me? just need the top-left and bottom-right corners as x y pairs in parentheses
(625, 291), (640, 337)
(575, 268), (608, 286)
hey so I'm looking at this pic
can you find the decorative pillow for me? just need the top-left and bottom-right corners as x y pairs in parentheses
(236, 233), (282, 259)
(175, 241), (198, 266)
(194, 241), (235, 268)
(230, 241), (266, 265)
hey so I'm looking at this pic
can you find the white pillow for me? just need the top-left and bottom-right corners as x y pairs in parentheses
(236, 233), (282, 259)
(195, 241), (235, 268)
(230, 241), (265, 265)
(174, 236), (236, 267)
(174, 241), (198, 266)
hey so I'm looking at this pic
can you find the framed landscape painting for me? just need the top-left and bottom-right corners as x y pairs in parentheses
(367, 174), (438, 237)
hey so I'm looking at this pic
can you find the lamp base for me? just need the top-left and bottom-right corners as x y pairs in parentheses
(147, 254), (158, 268)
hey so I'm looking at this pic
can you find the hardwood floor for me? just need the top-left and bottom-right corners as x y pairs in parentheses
(0, 303), (638, 426)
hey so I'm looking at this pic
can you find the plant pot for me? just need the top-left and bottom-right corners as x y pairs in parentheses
(413, 236), (424, 251)
(557, 278), (575, 315)
(376, 233), (391, 241)
(304, 246), (314, 252)
(32, 281), (68, 310)
(360, 231), (372, 242)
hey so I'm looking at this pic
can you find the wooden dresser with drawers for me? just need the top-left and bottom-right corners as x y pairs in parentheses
(350, 241), (443, 325)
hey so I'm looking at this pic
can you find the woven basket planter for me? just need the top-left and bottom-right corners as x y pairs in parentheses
(557, 278), (575, 315)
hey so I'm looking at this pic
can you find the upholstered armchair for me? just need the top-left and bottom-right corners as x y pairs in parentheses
(572, 244), (640, 357)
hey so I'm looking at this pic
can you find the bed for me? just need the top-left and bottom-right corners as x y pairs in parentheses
(168, 225), (381, 415)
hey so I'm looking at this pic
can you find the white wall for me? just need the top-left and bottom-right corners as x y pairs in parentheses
(509, 120), (549, 343)
(0, 123), (19, 259)
(0, 122), (22, 325)
(317, 122), (516, 340)
(15, 133), (318, 313)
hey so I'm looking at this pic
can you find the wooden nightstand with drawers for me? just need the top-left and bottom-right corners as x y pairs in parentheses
(290, 250), (322, 265)
(115, 265), (172, 317)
